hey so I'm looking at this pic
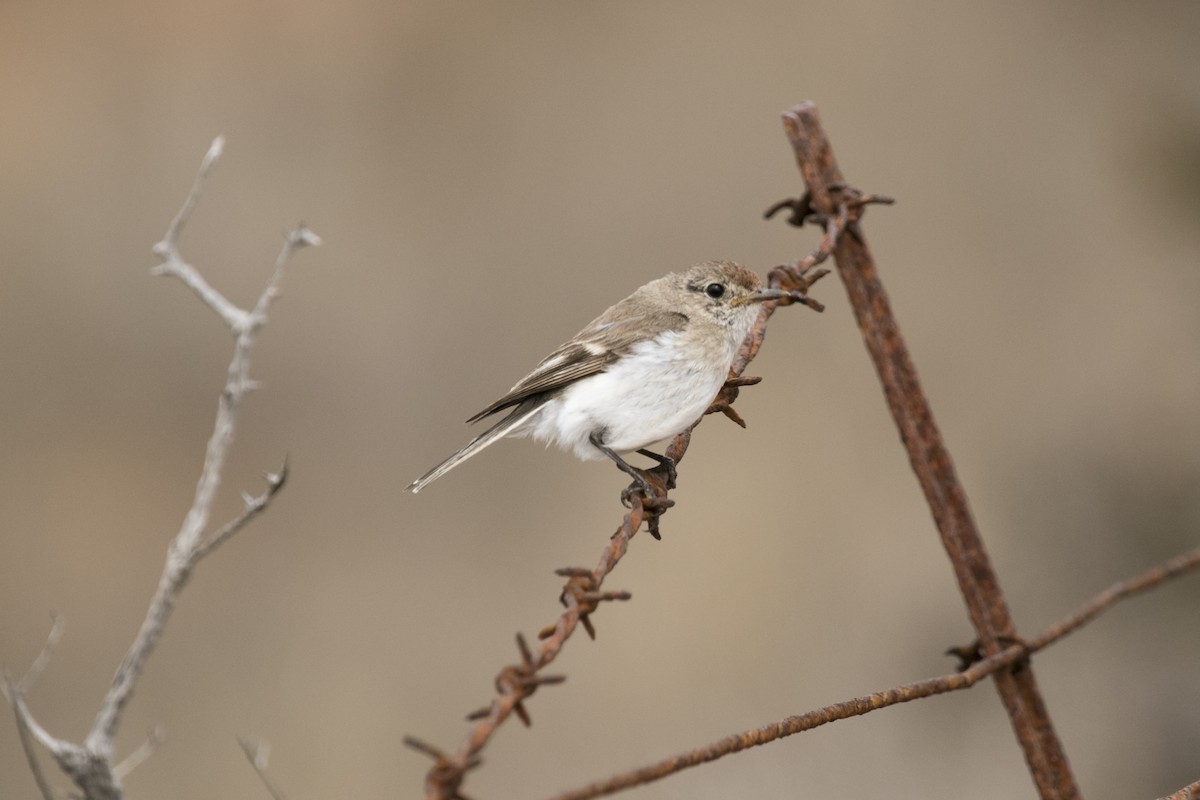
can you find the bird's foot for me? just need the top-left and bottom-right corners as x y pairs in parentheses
(635, 448), (677, 490)
(619, 468), (659, 508)
(590, 434), (676, 539)
(619, 471), (675, 540)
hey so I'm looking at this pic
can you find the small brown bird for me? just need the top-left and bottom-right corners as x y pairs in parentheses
(408, 261), (785, 495)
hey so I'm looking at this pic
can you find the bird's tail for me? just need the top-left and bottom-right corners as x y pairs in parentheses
(406, 400), (542, 493)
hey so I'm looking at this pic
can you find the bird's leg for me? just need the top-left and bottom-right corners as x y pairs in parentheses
(636, 448), (677, 490)
(589, 435), (676, 539)
(589, 433), (657, 502)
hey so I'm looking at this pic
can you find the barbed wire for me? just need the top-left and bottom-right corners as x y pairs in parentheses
(542, 544), (1200, 799)
(407, 179), (856, 800)
(412, 100), (1197, 800)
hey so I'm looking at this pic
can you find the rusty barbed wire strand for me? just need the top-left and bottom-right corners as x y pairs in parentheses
(1159, 778), (1200, 800)
(1025, 546), (1200, 653)
(411, 496), (648, 800)
(777, 101), (1080, 799)
(543, 544), (1200, 800)
(410, 202), (850, 800)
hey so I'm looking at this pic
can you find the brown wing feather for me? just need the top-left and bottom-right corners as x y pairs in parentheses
(466, 298), (689, 423)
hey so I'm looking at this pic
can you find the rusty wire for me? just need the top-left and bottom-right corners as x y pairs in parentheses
(542, 544), (1200, 800)
(1160, 778), (1200, 800)
(408, 493), (662, 800)
(779, 101), (1080, 799)
(409, 192), (846, 800)
(412, 100), (1183, 800)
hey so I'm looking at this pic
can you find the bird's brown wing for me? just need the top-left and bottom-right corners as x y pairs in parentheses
(465, 301), (688, 423)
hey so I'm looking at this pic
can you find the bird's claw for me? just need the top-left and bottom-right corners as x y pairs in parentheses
(619, 472), (658, 508)
(657, 459), (677, 490)
(635, 449), (677, 490)
(619, 471), (675, 539)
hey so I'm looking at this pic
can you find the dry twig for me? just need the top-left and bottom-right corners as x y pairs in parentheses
(4, 137), (317, 800)
(1, 615), (66, 800)
(112, 727), (166, 781)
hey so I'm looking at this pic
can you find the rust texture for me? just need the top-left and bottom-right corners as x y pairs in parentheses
(412, 100), (1200, 800)
(411, 101), (1199, 800)
(410, 203), (839, 800)
(409, 496), (647, 800)
(1160, 779), (1200, 800)
(544, 543), (1200, 800)
(778, 101), (1079, 799)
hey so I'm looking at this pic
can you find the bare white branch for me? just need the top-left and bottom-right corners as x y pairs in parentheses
(6, 678), (64, 800)
(152, 256), (248, 331)
(195, 459), (289, 561)
(154, 134), (224, 259)
(9, 681), (124, 800)
(248, 224), (322, 328)
(9, 690), (70, 755)
(5, 137), (315, 800)
(150, 135), (247, 331)
(2, 615), (72, 800)
(16, 613), (66, 696)
(112, 726), (166, 780)
(87, 145), (317, 758)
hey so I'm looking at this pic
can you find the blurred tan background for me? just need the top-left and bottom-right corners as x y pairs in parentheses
(2, 1), (1199, 798)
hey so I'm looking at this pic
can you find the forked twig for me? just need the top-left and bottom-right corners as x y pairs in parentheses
(15, 615), (66, 697)
(4, 645), (60, 800)
(112, 727), (166, 781)
(195, 460), (289, 560)
(5, 137), (317, 800)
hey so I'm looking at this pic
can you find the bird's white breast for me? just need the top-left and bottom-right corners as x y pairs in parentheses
(519, 328), (738, 460)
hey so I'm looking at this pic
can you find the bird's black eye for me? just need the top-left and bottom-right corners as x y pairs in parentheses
(704, 283), (725, 299)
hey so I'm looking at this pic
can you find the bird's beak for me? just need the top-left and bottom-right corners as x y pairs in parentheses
(731, 288), (790, 306)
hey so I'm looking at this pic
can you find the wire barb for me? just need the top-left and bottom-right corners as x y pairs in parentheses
(405, 736), (481, 800)
(777, 99), (1077, 800)
(417, 105), (882, 800)
(415, 492), (660, 799)
(467, 634), (567, 727)
(416, 193), (852, 800)
(542, 543), (1200, 800)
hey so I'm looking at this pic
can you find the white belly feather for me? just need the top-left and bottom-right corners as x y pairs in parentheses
(518, 330), (734, 460)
